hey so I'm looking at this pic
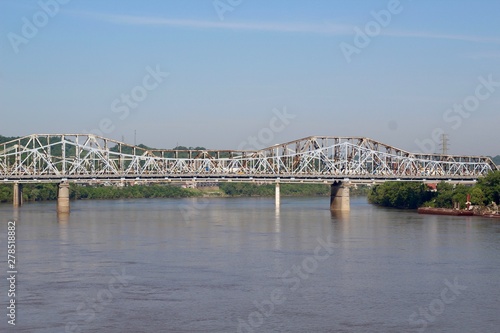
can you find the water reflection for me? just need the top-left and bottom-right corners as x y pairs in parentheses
(274, 205), (281, 250)
(11, 206), (20, 221)
(57, 212), (70, 225)
(330, 209), (350, 220)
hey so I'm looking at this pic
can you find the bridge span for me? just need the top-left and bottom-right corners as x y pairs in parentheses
(1, 134), (497, 212)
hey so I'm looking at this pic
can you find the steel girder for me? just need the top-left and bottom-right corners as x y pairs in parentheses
(0, 134), (497, 181)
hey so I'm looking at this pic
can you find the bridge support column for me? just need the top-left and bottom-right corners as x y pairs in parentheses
(13, 182), (23, 207)
(57, 182), (70, 214)
(275, 182), (280, 208)
(330, 182), (350, 211)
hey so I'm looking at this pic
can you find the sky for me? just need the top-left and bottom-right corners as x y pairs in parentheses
(0, 0), (499, 155)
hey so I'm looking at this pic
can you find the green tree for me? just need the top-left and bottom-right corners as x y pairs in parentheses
(477, 170), (500, 204)
(451, 184), (470, 208)
(470, 187), (486, 205)
(0, 185), (13, 202)
(368, 182), (433, 209)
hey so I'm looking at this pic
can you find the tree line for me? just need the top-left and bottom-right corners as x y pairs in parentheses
(368, 171), (500, 209)
(0, 182), (376, 203)
(0, 182), (341, 203)
(0, 184), (199, 203)
(219, 183), (331, 197)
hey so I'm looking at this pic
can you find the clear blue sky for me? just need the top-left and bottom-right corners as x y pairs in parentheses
(1, 0), (499, 155)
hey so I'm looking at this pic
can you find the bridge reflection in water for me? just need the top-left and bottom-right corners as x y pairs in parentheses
(1, 134), (497, 212)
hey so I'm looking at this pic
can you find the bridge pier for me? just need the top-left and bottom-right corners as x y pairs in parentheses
(57, 182), (70, 214)
(275, 182), (280, 208)
(330, 182), (350, 211)
(13, 182), (23, 207)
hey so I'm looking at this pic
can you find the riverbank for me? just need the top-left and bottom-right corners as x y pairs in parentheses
(369, 170), (500, 215)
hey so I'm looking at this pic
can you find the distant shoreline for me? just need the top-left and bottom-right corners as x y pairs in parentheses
(1, 183), (371, 204)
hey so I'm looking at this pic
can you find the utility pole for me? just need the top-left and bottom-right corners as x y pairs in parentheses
(134, 130), (137, 146)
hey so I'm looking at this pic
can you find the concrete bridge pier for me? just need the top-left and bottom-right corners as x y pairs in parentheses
(275, 182), (281, 208)
(330, 182), (350, 211)
(13, 182), (23, 207)
(57, 182), (70, 214)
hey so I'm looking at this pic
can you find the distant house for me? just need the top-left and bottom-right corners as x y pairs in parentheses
(426, 183), (438, 192)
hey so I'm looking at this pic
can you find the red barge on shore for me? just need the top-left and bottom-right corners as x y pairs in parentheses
(417, 207), (475, 216)
(418, 207), (500, 218)
(418, 194), (500, 218)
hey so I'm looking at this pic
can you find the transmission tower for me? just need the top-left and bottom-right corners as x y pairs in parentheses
(439, 133), (449, 155)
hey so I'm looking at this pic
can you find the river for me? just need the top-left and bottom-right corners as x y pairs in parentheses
(1, 196), (499, 332)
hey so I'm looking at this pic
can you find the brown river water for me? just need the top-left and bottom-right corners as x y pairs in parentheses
(1, 196), (499, 332)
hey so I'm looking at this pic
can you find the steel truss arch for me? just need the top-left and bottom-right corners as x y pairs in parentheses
(0, 134), (497, 182)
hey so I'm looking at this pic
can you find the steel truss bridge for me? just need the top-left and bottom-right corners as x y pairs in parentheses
(0, 134), (497, 184)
